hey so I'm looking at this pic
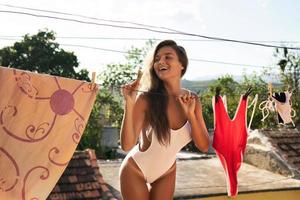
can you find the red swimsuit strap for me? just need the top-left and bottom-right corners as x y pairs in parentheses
(215, 95), (247, 124)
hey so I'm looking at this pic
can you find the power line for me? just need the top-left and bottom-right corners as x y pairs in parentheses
(0, 3), (175, 32)
(0, 8), (300, 50)
(1, 4), (299, 48)
(0, 10), (177, 34)
(189, 58), (271, 68)
(59, 44), (274, 69)
(61, 43), (129, 54)
(0, 37), (16, 41)
(1, 35), (300, 44)
(0, 37), (274, 69)
(89, 84), (282, 100)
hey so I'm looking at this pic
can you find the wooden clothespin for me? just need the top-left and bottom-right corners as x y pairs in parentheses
(91, 72), (96, 90)
(92, 72), (96, 83)
(287, 85), (294, 94)
(268, 82), (273, 97)
(137, 68), (143, 80)
(243, 86), (253, 100)
(215, 87), (221, 103)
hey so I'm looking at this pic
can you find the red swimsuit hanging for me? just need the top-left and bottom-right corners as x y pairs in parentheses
(212, 89), (257, 196)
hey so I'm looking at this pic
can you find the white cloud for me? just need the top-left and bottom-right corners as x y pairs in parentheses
(257, 0), (271, 8)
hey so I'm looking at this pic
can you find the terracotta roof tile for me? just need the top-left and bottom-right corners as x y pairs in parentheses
(47, 149), (120, 200)
(262, 128), (300, 171)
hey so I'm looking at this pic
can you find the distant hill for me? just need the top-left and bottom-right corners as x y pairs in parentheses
(191, 74), (282, 83)
(181, 75), (283, 93)
(181, 79), (215, 93)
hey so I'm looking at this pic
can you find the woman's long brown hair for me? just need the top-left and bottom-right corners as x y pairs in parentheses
(145, 40), (188, 145)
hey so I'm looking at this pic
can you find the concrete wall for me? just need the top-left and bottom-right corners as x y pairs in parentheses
(101, 126), (119, 148)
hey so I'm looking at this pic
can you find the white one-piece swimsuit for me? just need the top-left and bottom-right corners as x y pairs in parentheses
(120, 121), (192, 183)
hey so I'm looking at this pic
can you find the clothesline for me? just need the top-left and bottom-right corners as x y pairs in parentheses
(89, 72), (296, 99)
(91, 83), (294, 101)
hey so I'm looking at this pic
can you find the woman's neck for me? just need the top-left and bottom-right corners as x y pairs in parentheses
(164, 79), (182, 96)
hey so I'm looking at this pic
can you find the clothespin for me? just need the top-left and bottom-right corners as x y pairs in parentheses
(137, 68), (143, 80)
(91, 72), (96, 90)
(243, 86), (253, 100)
(268, 82), (273, 97)
(92, 72), (96, 83)
(215, 87), (221, 103)
(287, 85), (295, 94)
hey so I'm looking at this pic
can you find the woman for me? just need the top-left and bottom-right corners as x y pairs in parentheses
(119, 40), (209, 200)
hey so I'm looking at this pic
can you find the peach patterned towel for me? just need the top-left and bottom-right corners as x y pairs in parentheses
(0, 66), (98, 200)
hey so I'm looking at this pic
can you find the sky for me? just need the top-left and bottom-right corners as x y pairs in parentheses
(0, 0), (299, 81)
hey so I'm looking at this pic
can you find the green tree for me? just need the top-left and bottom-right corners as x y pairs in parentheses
(185, 74), (274, 153)
(200, 75), (241, 129)
(0, 29), (90, 81)
(200, 73), (290, 130)
(98, 40), (155, 127)
(77, 94), (103, 155)
(99, 40), (155, 88)
(240, 72), (278, 129)
(185, 75), (242, 153)
(275, 48), (300, 92)
(77, 91), (125, 158)
(79, 40), (156, 158)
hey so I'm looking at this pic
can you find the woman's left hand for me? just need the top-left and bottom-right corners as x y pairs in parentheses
(177, 91), (196, 119)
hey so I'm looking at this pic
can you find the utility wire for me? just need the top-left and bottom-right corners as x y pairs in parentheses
(0, 10), (178, 34)
(59, 44), (275, 69)
(0, 8), (299, 50)
(61, 43), (130, 54)
(0, 3), (177, 32)
(1, 3), (299, 48)
(89, 83), (282, 101)
(0, 35), (293, 43)
(189, 58), (271, 68)
(0, 37), (275, 69)
(1, 35), (300, 44)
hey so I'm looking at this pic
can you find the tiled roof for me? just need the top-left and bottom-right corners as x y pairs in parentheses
(47, 149), (121, 200)
(246, 128), (300, 177)
(262, 128), (300, 174)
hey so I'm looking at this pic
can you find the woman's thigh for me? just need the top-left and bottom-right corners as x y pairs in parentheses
(120, 157), (149, 200)
(149, 162), (176, 200)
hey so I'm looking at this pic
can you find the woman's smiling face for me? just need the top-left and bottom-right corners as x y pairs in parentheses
(153, 46), (183, 80)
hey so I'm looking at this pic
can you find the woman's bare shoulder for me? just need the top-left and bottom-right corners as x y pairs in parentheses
(182, 88), (199, 98)
(137, 92), (148, 102)
(135, 92), (149, 110)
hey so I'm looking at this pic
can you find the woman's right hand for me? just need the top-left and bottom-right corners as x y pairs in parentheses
(121, 77), (141, 104)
